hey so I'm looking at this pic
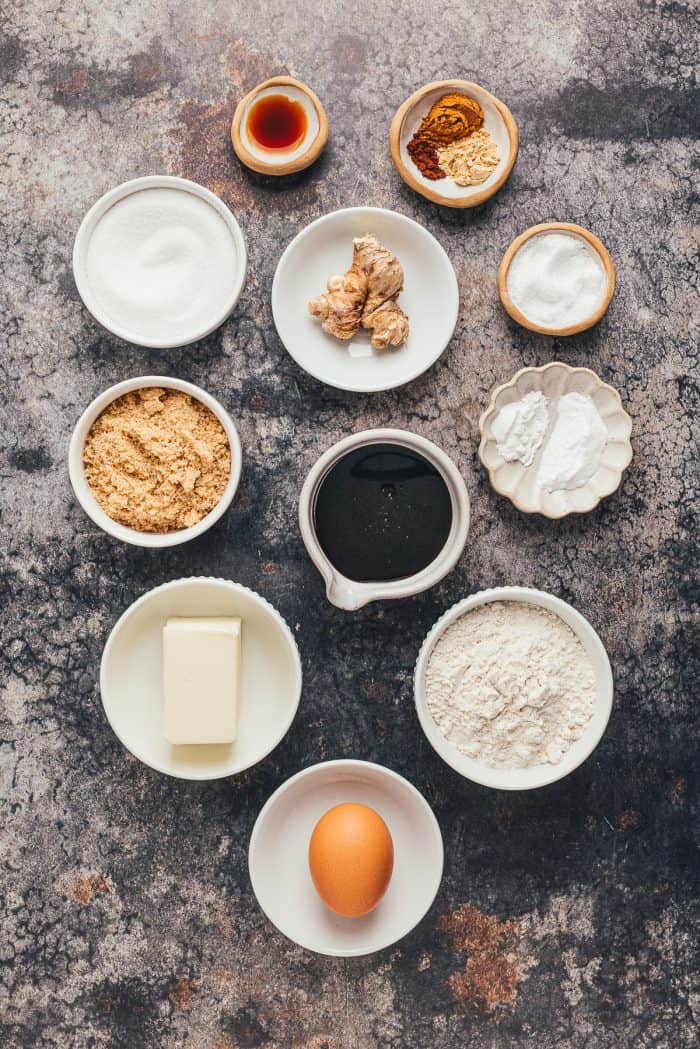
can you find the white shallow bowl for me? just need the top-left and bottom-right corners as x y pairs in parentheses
(73, 175), (247, 348)
(272, 207), (459, 392)
(414, 587), (613, 791)
(249, 760), (444, 956)
(69, 375), (242, 548)
(100, 578), (302, 780)
(478, 363), (633, 518)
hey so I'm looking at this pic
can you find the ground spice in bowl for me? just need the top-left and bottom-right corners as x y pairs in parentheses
(406, 91), (500, 185)
(82, 387), (231, 533)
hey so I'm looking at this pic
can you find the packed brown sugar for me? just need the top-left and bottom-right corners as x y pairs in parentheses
(83, 387), (231, 532)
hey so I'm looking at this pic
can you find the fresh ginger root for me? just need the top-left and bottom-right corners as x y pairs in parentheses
(308, 263), (368, 340)
(308, 232), (408, 349)
(363, 299), (410, 349)
(352, 234), (404, 317)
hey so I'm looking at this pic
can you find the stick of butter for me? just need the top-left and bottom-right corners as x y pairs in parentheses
(162, 617), (241, 745)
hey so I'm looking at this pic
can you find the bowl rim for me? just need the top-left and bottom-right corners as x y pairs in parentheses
(414, 586), (614, 790)
(68, 375), (242, 547)
(72, 174), (247, 349)
(298, 427), (470, 609)
(99, 576), (303, 780)
(271, 205), (460, 392)
(497, 222), (616, 335)
(389, 79), (519, 209)
(231, 76), (329, 176)
(477, 361), (633, 518)
(248, 758), (444, 956)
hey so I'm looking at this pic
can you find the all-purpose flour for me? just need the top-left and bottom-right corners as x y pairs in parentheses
(425, 602), (596, 768)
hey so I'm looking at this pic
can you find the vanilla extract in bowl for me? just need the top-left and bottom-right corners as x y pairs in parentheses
(312, 442), (453, 583)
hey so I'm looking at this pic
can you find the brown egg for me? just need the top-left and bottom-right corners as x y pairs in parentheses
(308, 802), (394, 918)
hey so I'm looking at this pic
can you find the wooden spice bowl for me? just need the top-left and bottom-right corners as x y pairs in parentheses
(498, 222), (616, 336)
(389, 79), (519, 208)
(231, 76), (329, 176)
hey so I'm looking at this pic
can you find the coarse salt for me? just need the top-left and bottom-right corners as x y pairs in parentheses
(506, 231), (607, 330)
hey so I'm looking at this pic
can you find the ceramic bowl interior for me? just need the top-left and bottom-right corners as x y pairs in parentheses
(72, 175), (247, 348)
(414, 587), (614, 790)
(272, 207), (459, 392)
(100, 578), (302, 780)
(299, 428), (470, 610)
(249, 760), (444, 956)
(478, 363), (633, 518)
(68, 376), (242, 547)
(390, 80), (518, 207)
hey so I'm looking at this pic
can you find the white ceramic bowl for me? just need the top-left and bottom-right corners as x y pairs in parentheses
(249, 760), (444, 956)
(100, 578), (302, 780)
(272, 207), (459, 392)
(299, 428), (470, 610)
(68, 376), (242, 548)
(73, 175), (247, 348)
(478, 363), (633, 518)
(414, 587), (613, 790)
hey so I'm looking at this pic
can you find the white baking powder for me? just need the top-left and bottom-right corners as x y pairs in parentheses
(425, 602), (596, 768)
(507, 232), (607, 329)
(537, 392), (607, 492)
(491, 390), (549, 466)
(85, 187), (239, 342)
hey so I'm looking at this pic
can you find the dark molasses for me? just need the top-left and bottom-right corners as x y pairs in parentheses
(247, 94), (307, 151)
(313, 443), (453, 583)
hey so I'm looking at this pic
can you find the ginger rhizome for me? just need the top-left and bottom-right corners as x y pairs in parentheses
(308, 233), (409, 350)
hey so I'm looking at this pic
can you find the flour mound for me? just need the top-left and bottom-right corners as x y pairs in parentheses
(425, 602), (596, 768)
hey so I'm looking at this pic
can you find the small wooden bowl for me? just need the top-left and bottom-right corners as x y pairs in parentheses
(389, 79), (518, 208)
(498, 222), (615, 336)
(231, 76), (328, 176)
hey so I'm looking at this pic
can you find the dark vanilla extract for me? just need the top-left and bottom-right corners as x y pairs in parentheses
(247, 94), (307, 151)
(313, 443), (453, 583)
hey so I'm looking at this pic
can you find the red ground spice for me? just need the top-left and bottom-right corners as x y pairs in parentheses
(407, 136), (445, 180)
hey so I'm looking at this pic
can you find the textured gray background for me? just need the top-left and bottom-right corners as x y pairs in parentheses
(1, 1), (698, 1046)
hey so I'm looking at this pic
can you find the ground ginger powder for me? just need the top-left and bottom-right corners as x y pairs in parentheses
(83, 387), (231, 532)
(437, 128), (501, 186)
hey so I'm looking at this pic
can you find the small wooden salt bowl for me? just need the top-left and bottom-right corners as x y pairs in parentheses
(498, 222), (616, 336)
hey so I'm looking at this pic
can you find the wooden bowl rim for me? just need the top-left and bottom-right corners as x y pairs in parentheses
(497, 222), (616, 336)
(231, 76), (329, 176)
(477, 361), (633, 518)
(388, 79), (519, 209)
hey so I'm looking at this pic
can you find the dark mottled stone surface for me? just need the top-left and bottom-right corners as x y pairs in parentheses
(1, 1), (698, 1046)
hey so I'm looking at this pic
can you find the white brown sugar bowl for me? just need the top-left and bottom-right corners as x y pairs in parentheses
(68, 376), (242, 547)
(478, 363), (632, 518)
(498, 222), (616, 335)
(231, 77), (329, 176)
(389, 79), (518, 208)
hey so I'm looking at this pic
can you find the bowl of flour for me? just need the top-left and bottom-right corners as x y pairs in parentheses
(414, 587), (613, 790)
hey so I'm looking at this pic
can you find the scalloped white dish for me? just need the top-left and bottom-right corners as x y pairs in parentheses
(478, 363), (633, 518)
(100, 578), (302, 780)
